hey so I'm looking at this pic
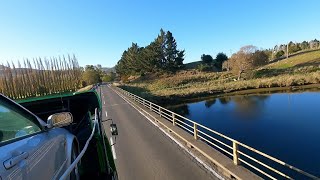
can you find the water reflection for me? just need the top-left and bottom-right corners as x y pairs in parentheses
(170, 95), (271, 119)
(232, 95), (269, 119)
(170, 104), (189, 116)
(218, 97), (231, 104)
(204, 99), (216, 108)
(168, 92), (320, 176)
(202, 95), (270, 119)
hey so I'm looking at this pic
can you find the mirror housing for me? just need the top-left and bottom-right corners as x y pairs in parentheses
(110, 123), (118, 136)
(47, 112), (73, 128)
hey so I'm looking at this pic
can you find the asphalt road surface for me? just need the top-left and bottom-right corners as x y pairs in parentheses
(99, 85), (217, 180)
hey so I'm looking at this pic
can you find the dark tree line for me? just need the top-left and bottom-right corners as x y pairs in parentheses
(0, 55), (82, 99)
(198, 53), (228, 72)
(115, 29), (185, 78)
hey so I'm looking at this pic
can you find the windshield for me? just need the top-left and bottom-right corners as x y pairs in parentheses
(0, 97), (41, 143)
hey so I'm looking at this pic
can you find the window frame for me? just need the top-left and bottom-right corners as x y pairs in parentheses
(0, 95), (45, 146)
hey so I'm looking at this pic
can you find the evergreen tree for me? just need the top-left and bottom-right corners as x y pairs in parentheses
(164, 31), (178, 70)
(201, 54), (213, 64)
(153, 29), (166, 70)
(115, 29), (185, 77)
(215, 52), (228, 70)
(300, 41), (309, 50)
(175, 50), (185, 68)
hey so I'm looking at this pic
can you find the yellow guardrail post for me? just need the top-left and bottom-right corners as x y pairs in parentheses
(233, 141), (239, 165)
(194, 123), (198, 140)
(172, 113), (176, 126)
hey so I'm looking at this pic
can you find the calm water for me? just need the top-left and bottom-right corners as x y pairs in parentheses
(169, 91), (320, 178)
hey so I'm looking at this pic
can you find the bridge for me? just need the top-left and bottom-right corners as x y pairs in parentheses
(98, 84), (318, 180)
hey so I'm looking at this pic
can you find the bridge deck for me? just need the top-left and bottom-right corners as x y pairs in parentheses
(100, 85), (218, 180)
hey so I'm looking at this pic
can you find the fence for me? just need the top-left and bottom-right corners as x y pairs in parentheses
(115, 87), (318, 180)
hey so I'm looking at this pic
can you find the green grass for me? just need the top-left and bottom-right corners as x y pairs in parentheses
(123, 71), (320, 97)
(267, 50), (320, 69)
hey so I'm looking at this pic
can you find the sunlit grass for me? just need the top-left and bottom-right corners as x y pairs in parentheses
(267, 50), (320, 69)
(123, 71), (320, 98)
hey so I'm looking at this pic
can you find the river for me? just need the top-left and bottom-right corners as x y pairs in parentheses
(169, 91), (320, 178)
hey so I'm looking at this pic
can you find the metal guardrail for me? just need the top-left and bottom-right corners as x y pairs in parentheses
(59, 108), (98, 180)
(115, 87), (319, 180)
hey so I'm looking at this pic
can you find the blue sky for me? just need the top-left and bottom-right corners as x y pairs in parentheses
(0, 0), (319, 67)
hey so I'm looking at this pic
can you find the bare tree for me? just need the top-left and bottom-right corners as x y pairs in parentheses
(228, 45), (268, 80)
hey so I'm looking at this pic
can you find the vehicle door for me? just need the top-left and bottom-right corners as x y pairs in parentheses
(0, 96), (67, 180)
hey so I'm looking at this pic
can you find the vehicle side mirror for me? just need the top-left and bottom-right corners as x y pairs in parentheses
(47, 112), (73, 128)
(110, 123), (118, 136)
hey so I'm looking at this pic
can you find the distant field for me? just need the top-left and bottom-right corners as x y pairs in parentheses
(183, 61), (202, 69)
(266, 50), (320, 69)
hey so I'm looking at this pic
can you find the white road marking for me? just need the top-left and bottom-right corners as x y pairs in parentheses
(105, 110), (108, 118)
(111, 87), (224, 180)
(104, 103), (128, 107)
(110, 137), (117, 159)
(103, 101), (105, 105)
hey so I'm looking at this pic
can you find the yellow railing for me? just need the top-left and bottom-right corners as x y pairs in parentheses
(115, 87), (319, 180)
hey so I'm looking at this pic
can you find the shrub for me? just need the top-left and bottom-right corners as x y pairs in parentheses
(197, 64), (212, 72)
(275, 50), (285, 58)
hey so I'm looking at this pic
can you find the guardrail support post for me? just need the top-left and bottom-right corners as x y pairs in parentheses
(194, 124), (198, 140)
(233, 141), (239, 165)
(159, 107), (161, 117)
(172, 114), (176, 126)
(150, 102), (152, 110)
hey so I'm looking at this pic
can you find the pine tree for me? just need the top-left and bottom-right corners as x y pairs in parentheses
(164, 31), (178, 71)
(115, 29), (185, 77)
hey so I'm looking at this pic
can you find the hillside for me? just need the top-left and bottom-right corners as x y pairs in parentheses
(266, 49), (320, 69)
(0, 66), (40, 77)
(120, 50), (320, 103)
(101, 66), (115, 73)
(184, 61), (202, 69)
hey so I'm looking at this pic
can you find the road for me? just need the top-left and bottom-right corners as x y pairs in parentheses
(98, 85), (217, 180)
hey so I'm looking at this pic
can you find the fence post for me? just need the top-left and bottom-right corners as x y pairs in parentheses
(194, 123), (198, 140)
(172, 113), (176, 126)
(233, 141), (239, 165)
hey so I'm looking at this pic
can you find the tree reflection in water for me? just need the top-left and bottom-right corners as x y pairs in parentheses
(204, 99), (216, 108)
(218, 97), (232, 105)
(204, 96), (233, 108)
(171, 95), (270, 120)
(203, 95), (270, 120)
(232, 95), (270, 119)
(169, 104), (190, 116)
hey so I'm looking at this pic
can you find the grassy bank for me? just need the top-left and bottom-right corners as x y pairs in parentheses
(119, 51), (320, 105)
(267, 49), (320, 69)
